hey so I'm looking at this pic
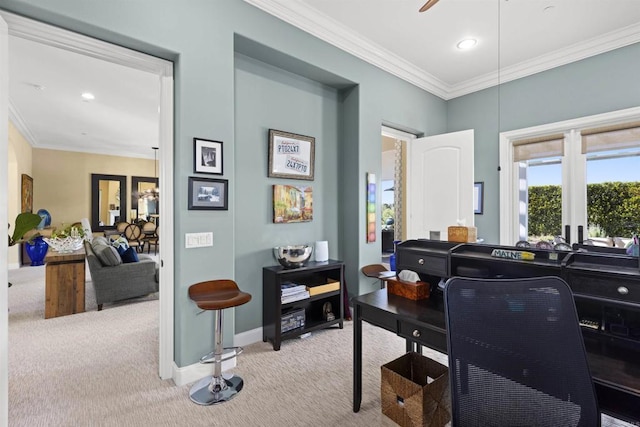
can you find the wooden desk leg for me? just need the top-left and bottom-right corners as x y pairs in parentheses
(353, 303), (362, 412)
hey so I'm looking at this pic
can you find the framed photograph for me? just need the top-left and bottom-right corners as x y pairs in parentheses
(21, 174), (33, 213)
(268, 129), (315, 180)
(194, 138), (223, 175)
(273, 184), (313, 223)
(474, 181), (484, 215)
(188, 177), (228, 210)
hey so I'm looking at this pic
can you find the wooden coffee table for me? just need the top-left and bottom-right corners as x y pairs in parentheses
(44, 247), (86, 319)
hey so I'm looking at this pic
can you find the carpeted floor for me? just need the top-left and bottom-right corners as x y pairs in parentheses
(7, 265), (635, 426)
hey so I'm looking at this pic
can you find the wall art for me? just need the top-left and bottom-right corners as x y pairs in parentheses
(188, 177), (228, 210)
(21, 174), (33, 213)
(474, 181), (484, 215)
(273, 184), (313, 223)
(366, 173), (376, 243)
(194, 138), (223, 175)
(268, 129), (315, 180)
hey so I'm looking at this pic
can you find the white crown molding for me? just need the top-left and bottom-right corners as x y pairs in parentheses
(8, 99), (38, 146)
(0, 10), (172, 76)
(245, 0), (640, 100)
(449, 21), (640, 99)
(244, 0), (450, 99)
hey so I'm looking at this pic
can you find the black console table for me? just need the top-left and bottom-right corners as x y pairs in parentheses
(386, 239), (640, 424)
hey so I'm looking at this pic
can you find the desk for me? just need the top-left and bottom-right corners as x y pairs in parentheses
(352, 288), (446, 412)
(44, 248), (86, 319)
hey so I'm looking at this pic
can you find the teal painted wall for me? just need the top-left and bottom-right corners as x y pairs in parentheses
(233, 53), (342, 333)
(447, 42), (640, 244)
(0, 0), (446, 366)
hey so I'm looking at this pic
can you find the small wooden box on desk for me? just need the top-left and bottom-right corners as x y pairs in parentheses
(263, 260), (344, 351)
(386, 277), (430, 300)
(44, 248), (86, 319)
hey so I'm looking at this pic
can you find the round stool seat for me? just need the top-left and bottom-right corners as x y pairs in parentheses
(189, 280), (252, 310)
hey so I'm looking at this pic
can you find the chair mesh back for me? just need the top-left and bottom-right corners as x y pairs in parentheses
(444, 276), (600, 427)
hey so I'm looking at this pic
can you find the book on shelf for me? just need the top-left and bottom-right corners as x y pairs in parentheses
(281, 290), (310, 304)
(281, 282), (307, 296)
(306, 280), (340, 296)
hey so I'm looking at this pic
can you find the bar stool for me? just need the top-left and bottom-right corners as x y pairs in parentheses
(361, 264), (394, 289)
(188, 280), (252, 405)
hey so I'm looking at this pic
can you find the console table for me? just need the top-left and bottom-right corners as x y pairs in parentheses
(44, 248), (86, 319)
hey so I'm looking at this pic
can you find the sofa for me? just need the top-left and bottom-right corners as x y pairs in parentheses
(84, 237), (159, 310)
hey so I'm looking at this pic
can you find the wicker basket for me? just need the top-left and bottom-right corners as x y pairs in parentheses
(381, 352), (450, 427)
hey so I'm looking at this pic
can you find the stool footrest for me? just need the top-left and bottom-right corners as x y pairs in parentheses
(199, 346), (243, 364)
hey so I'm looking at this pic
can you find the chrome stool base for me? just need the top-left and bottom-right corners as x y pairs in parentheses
(189, 374), (244, 406)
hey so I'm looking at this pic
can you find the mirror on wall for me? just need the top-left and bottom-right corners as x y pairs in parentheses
(91, 173), (127, 232)
(131, 176), (159, 222)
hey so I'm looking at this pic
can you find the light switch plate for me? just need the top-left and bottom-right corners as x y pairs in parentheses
(185, 232), (213, 248)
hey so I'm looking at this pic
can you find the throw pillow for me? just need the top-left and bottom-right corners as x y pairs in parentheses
(110, 236), (129, 250)
(121, 247), (139, 263)
(116, 245), (127, 256)
(91, 236), (109, 250)
(95, 244), (122, 267)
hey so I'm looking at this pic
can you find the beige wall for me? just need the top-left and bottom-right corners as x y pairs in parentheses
(8, 118), (157, 268)
(32, 149), (156, 229)
(7, 122), (34, 266)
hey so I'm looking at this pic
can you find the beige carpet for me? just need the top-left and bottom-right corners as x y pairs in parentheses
(7, 266), (633, 426)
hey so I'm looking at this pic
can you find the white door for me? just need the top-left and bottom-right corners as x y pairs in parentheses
(406, 129), (474, 240)
(1, 13), (9, 426)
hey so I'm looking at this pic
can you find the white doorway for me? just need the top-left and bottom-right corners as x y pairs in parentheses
(406, 129), (475, 240)
(0, 10), (175, 401)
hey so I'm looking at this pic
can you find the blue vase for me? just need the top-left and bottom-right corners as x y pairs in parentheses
(25, 236), (49, 266)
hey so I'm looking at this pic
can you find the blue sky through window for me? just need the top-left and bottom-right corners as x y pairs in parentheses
(529, 156), (639, 185)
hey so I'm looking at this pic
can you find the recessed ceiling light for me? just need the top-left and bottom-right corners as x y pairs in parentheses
(81, 92), (95, 101)
(457, 38), (477, 50)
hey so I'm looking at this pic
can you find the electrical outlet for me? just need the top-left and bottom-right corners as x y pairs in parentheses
(185, 232), (213, 248)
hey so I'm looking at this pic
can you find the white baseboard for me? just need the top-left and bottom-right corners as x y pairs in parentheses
(234, 326), (262, 348)
(8, 263), (20, 270)
(172, 326), (263, 387)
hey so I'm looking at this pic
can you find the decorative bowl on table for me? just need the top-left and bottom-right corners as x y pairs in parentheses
(43, 236), (84, 253)
(273, 245), (313, 269)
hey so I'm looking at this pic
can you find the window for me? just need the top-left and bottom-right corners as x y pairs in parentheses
(500, 108), (640, 247)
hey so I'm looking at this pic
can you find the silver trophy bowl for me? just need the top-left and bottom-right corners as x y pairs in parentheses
(273, 245), (313, 269)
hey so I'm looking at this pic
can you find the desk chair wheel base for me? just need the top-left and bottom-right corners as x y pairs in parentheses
(189, 373), (244, 405)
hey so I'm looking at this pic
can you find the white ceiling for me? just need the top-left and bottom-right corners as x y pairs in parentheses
(6, 1), (640, 157)
(7, 22), (161, 159)
(248, 0), (640, 99)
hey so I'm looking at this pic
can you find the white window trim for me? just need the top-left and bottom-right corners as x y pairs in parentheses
(499, 106), (640, 245)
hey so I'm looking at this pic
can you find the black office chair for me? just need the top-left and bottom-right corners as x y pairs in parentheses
(444, 276), (600, 427)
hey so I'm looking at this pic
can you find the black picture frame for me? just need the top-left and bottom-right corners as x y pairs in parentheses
(188, 177), (228, 210)
(268, 129), (315, 180)
(474, 181), (484, 215)
(194, 138), (223, 175)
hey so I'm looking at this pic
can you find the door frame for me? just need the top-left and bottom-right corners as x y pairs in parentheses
(0, 11), (175, 380)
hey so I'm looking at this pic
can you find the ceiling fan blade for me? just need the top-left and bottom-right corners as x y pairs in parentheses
(419, 0), (440, 12)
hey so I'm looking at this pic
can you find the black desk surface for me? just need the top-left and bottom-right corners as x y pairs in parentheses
(352, 288), (447, 413)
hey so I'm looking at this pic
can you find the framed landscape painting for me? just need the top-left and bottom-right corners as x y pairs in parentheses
(273, 184), (313, 223)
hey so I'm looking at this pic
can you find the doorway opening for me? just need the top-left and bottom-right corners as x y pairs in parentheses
(381, 126), (416, 259)
(1, 11), (175, 381)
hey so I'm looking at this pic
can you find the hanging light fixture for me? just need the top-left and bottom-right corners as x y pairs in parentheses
(142, 147), (160, 201)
